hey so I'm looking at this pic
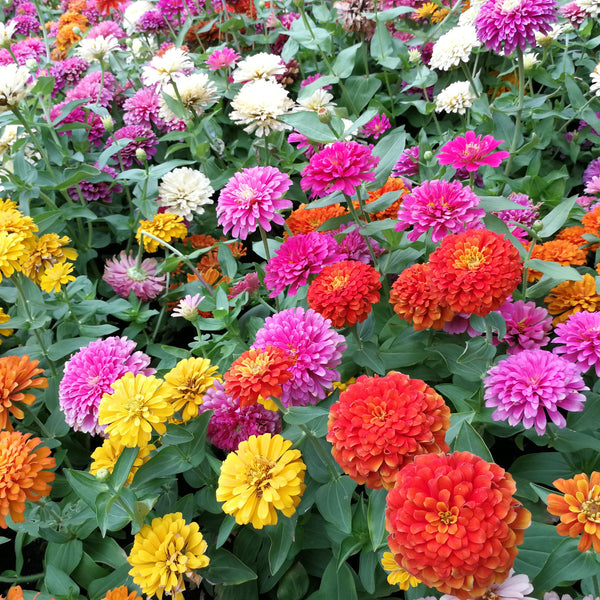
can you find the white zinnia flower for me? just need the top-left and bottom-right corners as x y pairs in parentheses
(157, 167), (215, 220)
(158, 72), (219, 122)
(122, 0), (155, 34)
(76, 35), (120, 63)
(535, 23), (565, 46)
(297, 88), (336, 112)
(523, 52), (539, 71)
(430, 25), (480, 71)
(591, 62), (600, 97)
(0, 64), (32, 113)
(141, 47), (194, 88)
(0, 21), (16, 48)
(441, 570), (535, 600)
(578, 0), (600, 17)
(0, 124), (20, 156)
(457, 0), (487, 24)
(435, 80), (476, 115)
(126, 36), (158, 63)
(232, 52), (286, 84)
(229, 79), (295, 137)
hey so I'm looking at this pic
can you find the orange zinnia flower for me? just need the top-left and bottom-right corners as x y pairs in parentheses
(556, 225), (589, 249)
(0, 430), (55, 528)
(286, 203), (348, 236)
(102, 586), (143, 600)
(224, 346), (294, 407)
(56, 12), (89, 52)
(582, 204), (600, 238)
(0, 355), (48, 431)
(545, 273), (600, 324)
(547, 472), (600, 553)
(360, 176), (409, 220)
(526, 239), (588, 282)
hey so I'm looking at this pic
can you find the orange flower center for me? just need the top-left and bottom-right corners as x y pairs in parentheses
(371, 404), (389, 423)
(433, 502), (459, 532)
(330, 274), (349, 290)
(247, 455), (275, 494)
(581, 499), (600, 523)
(454, 246), (487, 271)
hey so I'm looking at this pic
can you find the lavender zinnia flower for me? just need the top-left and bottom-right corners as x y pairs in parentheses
(497, 299), (552, 354)
(554, 311), (600, 376)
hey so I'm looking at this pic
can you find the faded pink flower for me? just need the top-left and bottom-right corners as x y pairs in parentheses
(103, 251), (166, 302)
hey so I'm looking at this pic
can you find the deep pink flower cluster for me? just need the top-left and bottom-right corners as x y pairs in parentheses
(392, 145), (419, 178)
(206, 47), (240, 71)
(0, 38), (45, 65)
(497, 299), (552, 354)
(65, 71), (117, 108)
(111, 126), (158, 168)
(50, 102), (106, 147)
(49, 58), (90, 95)
(123, 88), (162, 129)
(68, 165), (122, 203)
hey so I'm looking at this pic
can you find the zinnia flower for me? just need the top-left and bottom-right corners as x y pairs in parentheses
(385, 451), (531, 599)
(206, 47), (240, 70)
(128, 512), (210, 600)
(545, 273), (600, 324)
(0, 63), (31, 113)
(300, 141), (380, 198)
(136, 212), (188, 253)
(360, 113), (391, 140)
(157, 167), (214, 220)
(527, 239), (587, 282)
(547, 472), (600, 553)
(141, 47), (193, 88)
(103, 251), (166, 302)
(75, 34), (120, 62)
(40, 262), (76, 293)
(430, 25), (481, 71)
(428, 229), (523, 316)
(392, 146), (419, 178)
(254, 307), (347, 407)
(435, 81), (476, 115)
(484, 349), (587, 435)
(381, 552), (422, 589)
(440, 570), (535, 600)
(158, 73), (219, 122)
(327, 371), (450, 489)
(216, 433), (306, 528)
(101, 586), (143, 600)
(553, 311), (600, 375)
(90, 438), (153, 485)
(285, 203), (348, 235)
(232, 52), (285, 83)
(216, 166), (292, 240)
(437, 131), (509, 172)
(111, 125), (158, 168)
(307, 260), (381, 328)
(172, 293), (203, 319)
(0, 430), (55, 528)
(496, 299), (552, 354)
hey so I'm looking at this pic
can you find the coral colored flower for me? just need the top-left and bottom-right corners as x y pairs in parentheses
(300, 141), (380, 198)
(103, 251), (166, 302)
(396, 179), (485, 242)
(98, 373), (174, 448)
(496, 299), (552, 354)
(437, 131), (509, 172)
(162, 357), (220, 422)
(224, 346), (294, 407)
(428, 229), (523, 316)
(385, 451), (531, 599)
(0, 430), (55, 528)
(547, 472), (600, 553)
(0, 355), (47, 431)
(263, 232), (342, 297)
(363, 177), (410, 220)
(307, 260), (381, 328)
(484, 349), (587, 435)
(545, 273), (600, 324)
(128, 512), (210, 600)
(206, 47), (240, 70)
(327, 372), (450, 489)
(216, 433), (306, 528)
(136, 212), (188, 253)
(254, 307), (347, 407)
(553, 311), (600, 375)
(381, 552), (422, 589)
(216, 166), (292, 240)
(390, 263), (455, 330)
(90, 438), (153, 485)
(101, 586), (143, 600)
(526, 239), (587, 282)
(286, 203), (348, 235)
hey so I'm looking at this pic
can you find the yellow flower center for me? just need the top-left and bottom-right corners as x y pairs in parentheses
(433, 502), (459, 532)
(126, 393), (147, 413)
(247, 455), (275, 494)
(454, 246), (487, 271)
(329, 274), (349, 290)
(482, 590), (500, 600)
(438, 510), (457, 525)
(581, 499), (600, 523)
(371, 404), (389, 423)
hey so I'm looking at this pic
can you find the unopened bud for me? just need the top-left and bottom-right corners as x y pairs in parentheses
(135, 148), (147, 162)
(72, 26), (82, 36)
(101, 114), (114, 132)
(95, 468), (110, 482)
(532, 220), (543, 233)
(423, 150), (433, 161)
(258, 0), (265, 7)
(317, 107), (331, 124)
(408, 48), (421, 64)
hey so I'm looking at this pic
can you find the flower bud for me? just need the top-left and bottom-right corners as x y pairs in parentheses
(423, 150), (433, 161)
(317, 107), (331, 124)
(95, 468), (110, 482)
(532, 220), (543, 233)
(135, 148), (147, 162)
(101, 115), (114, 132)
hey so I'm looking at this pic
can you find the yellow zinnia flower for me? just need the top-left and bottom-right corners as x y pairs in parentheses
(163, 357), (220, 422)
(0, 307), (13, 339)
(0, 204), (38, 246)
(89, 438), (154, 485)
(98, 373), (173, 448)
(381, 552), (421, 590)
(216, 433), (306, 529)
(136, 213), (188, 253)
(128, 512), (209, 600)
(21, 234), (77, 284)
(0, 232), (25, 280)
(39, 261), (76, 293)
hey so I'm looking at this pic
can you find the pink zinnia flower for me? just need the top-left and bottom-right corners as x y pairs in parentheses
(475, 0), (558, 56)
(395, 179), (485, 242)
(254, 307), (347, 407)
(229, 272), (260, 299)
(216, 166), (293, 240)
(288, 130), (322, 158)
(497, 299), (552, 354)
(392, 145), (419, 177)
(49, 57), (89, 95)
(65, 71), (117, 108)
(493, 192), (540, 228)
(50, 102), (106, 147)
(198, 381), (281, 451)
(585, 176), (600, 195)
(583, 157), (600, 185)
(553, 311), (600, 376)
(484, 349), (587, 435)
(59, 336), (155, 435)
(206, 47), (240, 71)
(68, 164), (122, 203)
(360, 114), (391, 140)
(560, 1), (586, 26)
(87, 20), (125, 39)
(300, 141), (380, 198)
(263, 232), (342, 297)
(330, 223), (384, 264)
(437, 131), (510, 172)
(103, 250), (166, 302)
(172, 293), (204, 319)
(111, 125), (158, 168)
(122, 88), (162, 128)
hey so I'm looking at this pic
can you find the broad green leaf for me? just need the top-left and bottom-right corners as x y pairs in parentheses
(277, 562), (309, 600)
(46, 540), (83, 575)
(204, 548), (258, 585)
(316, 476), (357, 534)
(84, 535), (128, 569)
(109, 446), (139, 490)
(319, 558), (358, 600)
(367, 488), (387, 551)
(525, 259), (582, 281)
(453, 422), (493, 461)
(539, 194), (577, 237)
(65, 470), (109, 509)
(332, 43), (360, 78)
(268, 514), (298, 575)
(358, 550), (377, 594)
(45, 564), (80, 598)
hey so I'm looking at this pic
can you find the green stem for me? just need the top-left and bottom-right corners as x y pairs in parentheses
(259, 225), (271, 261)
(503, 47), (525, 178)
(0, 573), (44, 584)
(298, 423), (339, 480)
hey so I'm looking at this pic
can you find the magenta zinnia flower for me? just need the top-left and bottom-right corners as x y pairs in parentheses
(216, 166), (293, 240)
(206, 47), (240, 71)
(59, 336), (155, 435)
(395, 179), (485, 242)
(497, 299), (552, 354)
(360, 114), (391, 140)
(553, 311), (600, 376)
(68, 165), (122, 203)
(300, 141), (380, 198)
(263, 232), (342, 297)
(103, 250), (166, 302)
(229, 272), (260, 299)
(392, 145), (419, 178)
(493, 192), (540, 228)
(475, 0), (558, 56)
(254, 307), (347, 407)
(111, 125), (158, 168)
(437, 131), (509, 172)
(123, 88), (162, 128)
(484, 349), (587, 435)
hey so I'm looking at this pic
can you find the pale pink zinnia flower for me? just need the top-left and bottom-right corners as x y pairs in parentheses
(437, 130), (510, 172)
(103, 250), (166, 301)
(441, 570), (536, 600)
(395, 179), (485, 242)
(172, 294), (204, 319)
(205, 47), (240, 71)
(554, 311), (600, 376)
(216, 166), (293, 240)
(585, 175), (600, 195)
(229, 272), (260, 299)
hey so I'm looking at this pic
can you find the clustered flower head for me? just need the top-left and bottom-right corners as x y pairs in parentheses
(553, 311), (600, 375)
(385, 451), (531, 599)
(429, 25), (481, 71)
(136, 212), (188, 253)
(497, 299), (552, 354)
(435, 81), (476, 115)
(232, 52), (286, 83)
(158, 72), (219, 122)
(327, 371), (450, 489)
(0, 63), (32, 113)
(90, 438), (153, 485)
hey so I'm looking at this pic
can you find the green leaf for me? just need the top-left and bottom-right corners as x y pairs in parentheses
(453, 422), (493, 461)
(46, 540), (83, 575)
(88, 564), (132, 600)
(358, 550), (377, 594)
(48, 337), (94, 361)
(525, 259), (582, 281)
(344, 76), (382, 113)
(45, 564), (80, 599)
(160, 423), (195, 445)
(316, 476), (357, 534)
(354, 342), (386, 375)
(65, 470), (109, 509)
(367, 488), (387, 551)
(268, 514), (298, 575)
(539, 195), (577, 237)
(332, 43), (360, 78)
(32, 76), (55, 96)
(446, 413), (476, 445)
(277, 562), (309, 600)
(131, 446), (185, 486)
(56, 165), (101, 191)
(204, 548), (258, 585)
(96, 138), (131, 169)
(216, 515), (237, 549)
(84, 535), (127, 569)
(372, 127), (406, 187)
(319, 558), (358, 600)
(279, 111), (338, 144)
(510, 452), (570, 487)
(109, 446), (139, 490)
(218, 244), (238, 279)
(370, 21), (400, 69)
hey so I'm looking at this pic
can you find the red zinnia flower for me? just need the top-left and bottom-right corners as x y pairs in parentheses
(428, 229), (523, 317)
(224, 346), (295, 407)
(95, 0), (127, 14)
(327, 372), (450, 489)
(307, 260), (381, 329)
(389, 263), (454, 330)
(385, 451), (531, 599)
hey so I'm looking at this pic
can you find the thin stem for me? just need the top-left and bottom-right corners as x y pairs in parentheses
(0, 573), (44, 584)
(503, 47), (525, 178)
(259, 225), (271, 261)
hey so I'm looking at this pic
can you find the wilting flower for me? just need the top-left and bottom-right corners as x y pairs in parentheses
(217, 166), (292, 240)
(437, 131), (509, 171)
(428, 229), (523, 316)
(136, 212), (188, 253)
(232, 52), (285, 83)
(484, 349), (587, 435)
(0, 430), (55, 528)
(385, 451), (531, 599)
(158, 73), (219, 122)
(545, 273), (600, 324)
(60, 337), (154, 435)
(381, 552), (422, 589)
(0, 63), (31, 113)
(440, 570), (536, 600)
(141, 47), (193, 88)
(300, 141), (380, 198)
(216, 433), (306, 528)
(496, 299), (552, 354)
(307, 260), (381, 328)
(327, 372), (450, 489)
(103, 251), (166, 302)
(157, 167), (214, 220)
(547, 472), (600, 552)
(162, 357), (220, 422)
(430, 25), (481, 71)
(128, 512), (209, 600)
(553, 311), (600, 375)
(206, 47), (240, 70)
(435, 81), (476, 114)
(90, 438), (153, 485)
(254, 307), (347, 406)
